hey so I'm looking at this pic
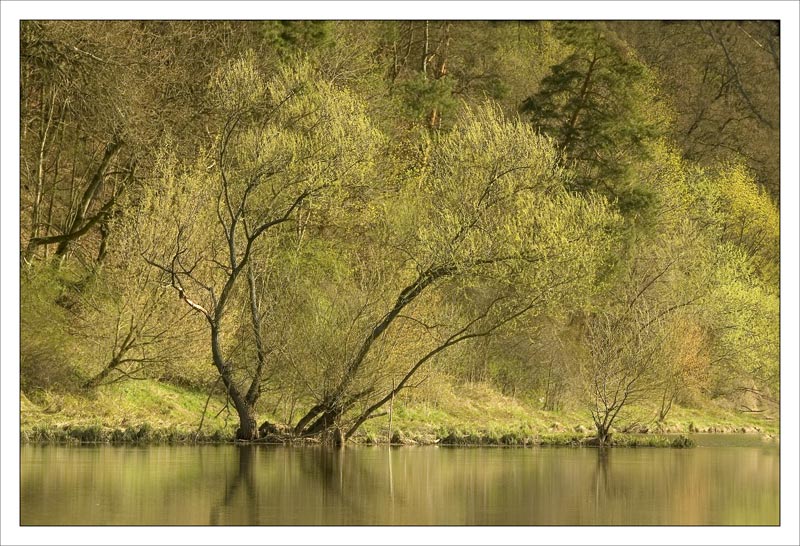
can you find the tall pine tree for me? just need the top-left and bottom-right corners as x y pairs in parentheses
(521, 23), (666, 214)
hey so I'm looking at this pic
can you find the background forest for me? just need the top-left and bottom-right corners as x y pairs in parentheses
(19, 20), (780, 444)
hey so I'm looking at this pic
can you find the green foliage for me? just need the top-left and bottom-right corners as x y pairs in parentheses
(697, 163), (780, 285)
(417, 103), (621, 293)
(706, 245), (779, 399)
(20, 264), (83, 391)
(614, 21), (780, 198)
(486, 22), (564, 108)
(260, 21), (333, 57)
(521, 22), (668, 212)
(286, 103), (624, 437)
(398, 74), (458, 127)
(19, 22), (779, 442)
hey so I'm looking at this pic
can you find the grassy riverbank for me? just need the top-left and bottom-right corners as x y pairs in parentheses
(355, 382), (776, 447)
(21, 381), (236, 443)
(20, 380), (777, 445)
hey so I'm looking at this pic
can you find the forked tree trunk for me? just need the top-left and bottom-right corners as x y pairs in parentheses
(658, 387), (676, 422)
(596, 423), (611, 446)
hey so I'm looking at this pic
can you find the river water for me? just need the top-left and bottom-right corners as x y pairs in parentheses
(20, 435), (778, 525)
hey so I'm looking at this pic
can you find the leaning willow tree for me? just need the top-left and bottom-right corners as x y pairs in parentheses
(139, 55), (382, 440)
(283, 105), (621, 440)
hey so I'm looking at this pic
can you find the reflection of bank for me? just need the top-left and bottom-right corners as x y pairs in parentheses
(209, 446), (258, 525)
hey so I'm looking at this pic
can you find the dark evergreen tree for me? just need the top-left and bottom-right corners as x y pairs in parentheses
(521, 23), (666, 214)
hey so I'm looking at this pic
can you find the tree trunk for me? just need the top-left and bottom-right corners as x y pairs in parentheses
(54, 140), (123, 256)
(330, 427), (345, 449)
(31, 85), (56, 247)
(562, 52), (598, 153)
(96, 217), (111, 263)
(83, 358), (119, 389)
(235, 402), (259, 441)
(595, 422), (611, 446)
(387, 381), (395, 444)
(421, 20), (429, 76)
(294, 401), (326, 435)
(211, 325), (260, 441)
(244, 265), (267, 407)
(302, 406), (343, 437)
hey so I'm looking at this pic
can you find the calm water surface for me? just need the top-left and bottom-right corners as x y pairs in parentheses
(21, 435), (778, 525)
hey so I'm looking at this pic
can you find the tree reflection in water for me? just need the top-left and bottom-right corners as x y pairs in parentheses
(210, 445), (258, 525)
(210, 446), (371, 525)
(592, 447), (611, 521)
